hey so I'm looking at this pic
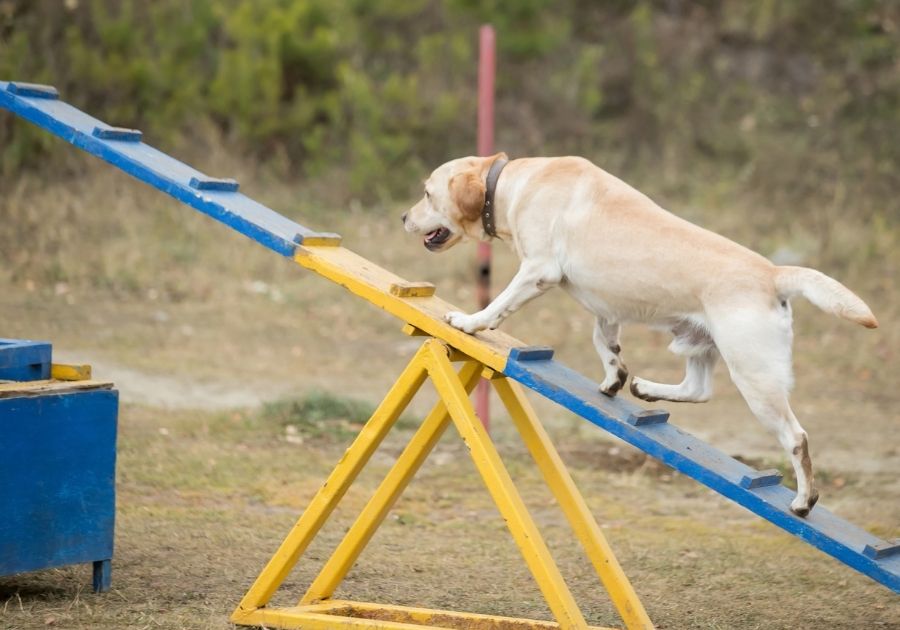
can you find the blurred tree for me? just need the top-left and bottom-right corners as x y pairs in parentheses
(0, 0), (896, 219)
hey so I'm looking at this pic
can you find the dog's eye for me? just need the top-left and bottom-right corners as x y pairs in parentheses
(425, 190), (431, 199)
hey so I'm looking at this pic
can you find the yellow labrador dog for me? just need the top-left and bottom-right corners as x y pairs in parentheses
(402, 153), (878, 517)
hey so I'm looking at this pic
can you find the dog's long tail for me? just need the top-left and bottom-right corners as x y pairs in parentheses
(775, 266), (878, 328)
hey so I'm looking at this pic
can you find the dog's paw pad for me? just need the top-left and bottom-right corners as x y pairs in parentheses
(629, 378), (660, 402)
(444, 311), (479, 333)
(599, 382), (622, 397)
(790, 491), (819, 518)
(599, 367), (629, 397)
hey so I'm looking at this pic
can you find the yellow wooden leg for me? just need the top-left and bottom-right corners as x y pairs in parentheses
(493, 378), (654, 630)
(422, 340), (588, 630)
(233, 344), (430, 616)
(301, 360), (483, 605)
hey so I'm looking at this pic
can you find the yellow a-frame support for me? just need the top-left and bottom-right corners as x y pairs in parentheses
(231, 335), (653, 630)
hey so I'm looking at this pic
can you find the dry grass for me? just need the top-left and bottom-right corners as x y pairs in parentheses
(1, 148), (898, 628)
(1, 401), (897, 629)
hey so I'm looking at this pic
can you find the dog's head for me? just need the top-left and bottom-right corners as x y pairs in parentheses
(402, 153), (507, 252)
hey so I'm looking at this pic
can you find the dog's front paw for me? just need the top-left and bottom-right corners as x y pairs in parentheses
(790, 489), (820, 518)
(444, 311), (484, 334)
(629, 377), (660, 402)
(599, 365), (629, 397)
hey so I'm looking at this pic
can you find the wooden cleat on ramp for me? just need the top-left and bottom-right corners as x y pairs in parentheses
(389, 282), (436, 298)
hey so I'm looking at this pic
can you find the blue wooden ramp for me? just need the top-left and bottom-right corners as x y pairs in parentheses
(2, 80), (897, 595)
(505, 348), (900, 593)
(0, 81), (339, 256)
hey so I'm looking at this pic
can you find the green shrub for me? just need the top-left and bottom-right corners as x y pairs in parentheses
(261, 390), (412, 440)
(0, 0), (896, 222)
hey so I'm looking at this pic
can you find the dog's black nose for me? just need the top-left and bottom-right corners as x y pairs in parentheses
(401, 212), (408, 224)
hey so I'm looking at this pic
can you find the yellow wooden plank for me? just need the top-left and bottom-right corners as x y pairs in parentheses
(389, 281), (436, 298)
(494, 378), (654, 630)
(0, 379), (112, 398)
(422, 341), (588, 630)
(294, 245), (523, 372)
(236, 601), (618, 630)
(301, 600), (620, 630)
(232, 607), (429, 629)
(0, 379), (53, 390)
(298, 235), (343, 247)
(233, 346), (429, 614)
(50, 363), (92, 381)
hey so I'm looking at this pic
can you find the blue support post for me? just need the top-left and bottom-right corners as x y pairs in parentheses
(93, 559), (112, 593)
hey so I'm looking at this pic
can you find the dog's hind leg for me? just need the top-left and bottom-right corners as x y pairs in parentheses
(709, 305), (818, 516)
(593, 318), (628, 396)
(630, 321), (718, 403)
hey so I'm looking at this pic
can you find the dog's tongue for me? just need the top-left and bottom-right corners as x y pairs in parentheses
(425, 229), (440, 242)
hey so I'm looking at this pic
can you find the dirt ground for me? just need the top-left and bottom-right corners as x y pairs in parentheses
(1, 165), (898, 628)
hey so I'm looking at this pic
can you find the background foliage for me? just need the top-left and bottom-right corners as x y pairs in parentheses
(1, 0), (898, 228)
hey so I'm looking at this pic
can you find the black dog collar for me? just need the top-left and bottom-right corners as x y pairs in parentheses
(482, 157), (508, 238)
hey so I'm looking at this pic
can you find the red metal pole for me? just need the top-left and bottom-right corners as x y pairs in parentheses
(475, 25), (495, 430)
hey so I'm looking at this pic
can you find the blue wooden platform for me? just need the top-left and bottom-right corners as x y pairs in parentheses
(0, 81), (339, 256)
(2, 80), (897, 595)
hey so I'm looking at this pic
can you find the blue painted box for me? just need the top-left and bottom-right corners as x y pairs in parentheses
(0, 360), (118, 592)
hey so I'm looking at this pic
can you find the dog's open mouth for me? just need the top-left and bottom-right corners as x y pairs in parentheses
(424, 227), (452, 250)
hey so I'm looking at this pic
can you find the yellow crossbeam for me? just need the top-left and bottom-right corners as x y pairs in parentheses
(235, 600), (619, 629)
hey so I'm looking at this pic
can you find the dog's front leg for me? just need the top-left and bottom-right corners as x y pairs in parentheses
(444, 260), (560, 334)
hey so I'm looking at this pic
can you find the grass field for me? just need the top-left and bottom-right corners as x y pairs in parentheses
(1, 152), (898, 629)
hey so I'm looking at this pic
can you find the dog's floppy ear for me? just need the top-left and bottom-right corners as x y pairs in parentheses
(449, 170), (487, 222)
